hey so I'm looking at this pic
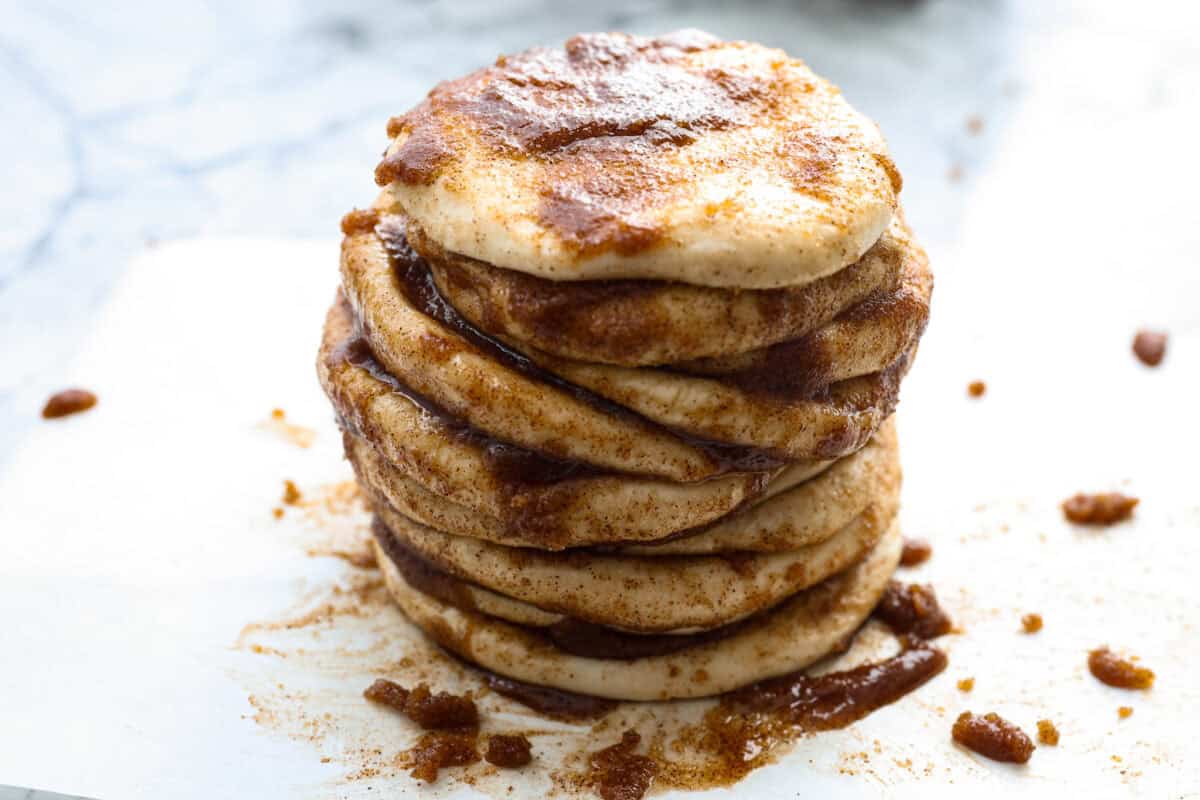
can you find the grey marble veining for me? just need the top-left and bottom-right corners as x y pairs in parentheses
(0, 0), (1190, 462)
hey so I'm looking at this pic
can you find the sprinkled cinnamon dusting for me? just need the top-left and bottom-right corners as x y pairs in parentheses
(374, 31), (870, 261)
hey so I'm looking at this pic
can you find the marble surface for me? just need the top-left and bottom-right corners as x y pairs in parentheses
(1, 0), (1196, 458)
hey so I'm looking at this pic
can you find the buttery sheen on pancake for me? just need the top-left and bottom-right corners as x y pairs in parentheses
(376, 30), (900, 288)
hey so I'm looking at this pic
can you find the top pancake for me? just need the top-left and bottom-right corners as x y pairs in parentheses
(376, 30), (900, 289)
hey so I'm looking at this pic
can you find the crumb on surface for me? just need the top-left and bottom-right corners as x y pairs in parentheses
(1021, 613), (1043, 634)
(1088, 648), (1155, 690)
(42, 388), (98, 419)
(272, 507), (284, 520)
(1118, 706), (1133, 719)
(967, 380), (986, 398)
(966, 115), (984, 135)
(1036, 719), (1059, 746)
(1132, 329), (1167, 367)
(1062, 492), (1138, 526)
(957, 677), (975, 693)
(283, 480), (303, 506)
(952, 711), (1035, 764)
(485, 734), (533, 768)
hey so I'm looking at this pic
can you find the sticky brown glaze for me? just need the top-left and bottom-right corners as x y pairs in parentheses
(871, 581), (954, 639)
(690, 640), (947, 782)
(41, 388), (97, 419)
(1061, 492), (1139, 525)
(589, 730), (657, 800)
(1132, 329), (1167, 367)
(376, 31), (797, 259)
(484, 734), (533, 768)
(1088, 647), (1155, 689)
(899, 538), (932, 567)
(376, 216), (788, 473)
(951, 712), (1035, 764)
(335, 325), (608, 488)
(481, 672), (617, 722)
(540, 616), (751, 660)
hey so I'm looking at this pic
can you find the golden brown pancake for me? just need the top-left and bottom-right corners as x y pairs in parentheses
(373, 492), (895, 633)
(376, 31), (900, 289)
(413, 212), (904, 366)
(372, 521), (904, 700)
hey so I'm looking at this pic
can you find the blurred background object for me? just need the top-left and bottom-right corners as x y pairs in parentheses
(2, 0), (1198, 461)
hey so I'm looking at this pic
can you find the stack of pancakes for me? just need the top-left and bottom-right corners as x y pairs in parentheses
(317, 31), (932, 702)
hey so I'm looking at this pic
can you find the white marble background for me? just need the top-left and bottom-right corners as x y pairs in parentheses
(1, 0), (1197, 460)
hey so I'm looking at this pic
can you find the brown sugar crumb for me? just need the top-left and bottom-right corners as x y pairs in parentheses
(485, 734), (533, 768)
(1132, 329), (1167, 367)
(589, 730), (656, 800)
(363, 679), (479, 729)
(967, 380), (986, 398)
(42, 388), (98, 419)
(1088, 647), (1155, 690)
(402, 730), (479, 783)
(404, 683), (479, 729)
(1118, 706), (1134, 719)
(282, 480), (302, 506)
(271, 408), (286, 420)
(957, 677), (975, 693)
(899, 538), (933, 567)
(952, 711), (1035, 764)
(1062, 492), (1138, 526)
(364, 678), (410, 710)
(1021, 613), (1043, 634)
(966, 115), (984, 135)
(1036, 719), (1059, 746)
(872, 581), (954, 639)
(340, 207), (380, 236)
(272, 507), (284, 520)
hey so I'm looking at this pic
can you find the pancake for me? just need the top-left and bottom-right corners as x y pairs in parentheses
(343, 430), (847, 550)
(529, 347), (914, 461)
(340, 220), (914, 463)
(373, 491), (895, 633)
(372, 520), (904, 700)
(670, 219), (931, 384)
(344, 431), (838, 551)
(620, 418), (899, 556)
(413, 211), (904, 366)
(376, 31), (900, 289)
(341, 219), (732, 482)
